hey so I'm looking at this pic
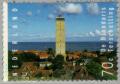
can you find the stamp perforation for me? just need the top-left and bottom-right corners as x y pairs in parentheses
(0, 0), (3, 82)
(3, 0), (8, 81)
(117, 2), (120, 81)
(7, 0), (119, 3)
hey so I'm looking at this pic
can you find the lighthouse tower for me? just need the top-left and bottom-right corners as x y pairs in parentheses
(56, 15), (66, 61)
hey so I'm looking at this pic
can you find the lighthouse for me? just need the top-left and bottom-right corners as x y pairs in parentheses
(56, 15), (66, 61)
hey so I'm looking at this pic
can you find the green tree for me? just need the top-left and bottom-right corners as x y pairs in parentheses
(47, 48), (55, 56)
(33, 62), (39, 68)
(102, 73), (117, 80)
(48, 55), (54, 62)
(52, 55), (64, 71)
(86, 61), (103, 79)
(106, 50), (117, 59)
(53, 69), (66, 78)
(95, 51), (100, 56)
(35, 72), (42, 79)
(92, 57), (101, 63)
(8, 51), (22, 70)
(8, 51), (13, 70)
(83, 49), (88, 52)
(76, 56), (86, 65)
(16, 52), (39, 62)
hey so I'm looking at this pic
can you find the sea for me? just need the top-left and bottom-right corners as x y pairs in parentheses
(8, 42), (117, 51)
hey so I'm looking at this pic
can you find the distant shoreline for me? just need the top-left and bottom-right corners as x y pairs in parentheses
(8, 41), (117, 43)
(8, 41), (117, 51)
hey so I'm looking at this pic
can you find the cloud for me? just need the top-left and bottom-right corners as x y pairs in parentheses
(27, 11), (32, 16)
(59, 3), (82, 14)
(95, 29), (109, 36)
(95, 29), (101, 35)
(87, 3), (99, 14)
(48, 14), (55, 20)
(89, 32), (95, 37)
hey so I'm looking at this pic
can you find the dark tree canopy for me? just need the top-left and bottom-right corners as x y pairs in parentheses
(52, 54), (64, 71)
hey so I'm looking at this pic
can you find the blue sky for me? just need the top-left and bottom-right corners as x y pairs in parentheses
(8, 2), (117, 42)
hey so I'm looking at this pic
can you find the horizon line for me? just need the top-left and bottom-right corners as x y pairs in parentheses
(8, 41), (117, 42)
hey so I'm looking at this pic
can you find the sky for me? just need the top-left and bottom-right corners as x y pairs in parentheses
(8, 2), (117, 42)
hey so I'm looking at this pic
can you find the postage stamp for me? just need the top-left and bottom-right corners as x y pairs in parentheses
(2, 0), (120, 82)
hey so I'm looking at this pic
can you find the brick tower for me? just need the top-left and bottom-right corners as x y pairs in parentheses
(56, 15), (66, 61)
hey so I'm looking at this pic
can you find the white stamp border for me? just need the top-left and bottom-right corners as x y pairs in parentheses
(0, 0), (3, 82)
(3, 0), (8, 82)
(1, 0), (120, 83)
